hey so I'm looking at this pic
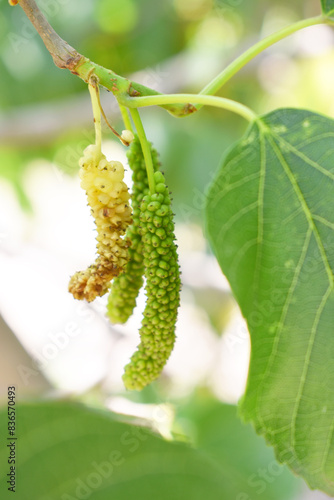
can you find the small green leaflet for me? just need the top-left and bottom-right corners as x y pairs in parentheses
(205, 108), (334, 495)
(321, 0), (334, 15)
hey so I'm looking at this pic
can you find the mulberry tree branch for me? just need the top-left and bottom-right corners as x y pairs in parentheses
(10, 1), (334, 120)
(12, 0), (195, 117)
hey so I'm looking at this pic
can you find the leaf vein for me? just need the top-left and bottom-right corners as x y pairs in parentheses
(212, 171), (260, 206)
(293, 132), (334, 152)
(256, 226), (313, 430)
(273, 133), (334, 182)
(268, 135), (334, 285)
(218, 200), (259, 241)
(290, 285), (333, 462)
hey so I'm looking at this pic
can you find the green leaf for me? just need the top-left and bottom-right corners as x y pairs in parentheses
(0, 400), (246, 499)
(321, 0), (334, 16)
(178, 392), (302, 500)
(205, 108), (334, 495)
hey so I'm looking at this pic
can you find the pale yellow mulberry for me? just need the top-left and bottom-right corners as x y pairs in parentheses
(69, 144), (132, 302)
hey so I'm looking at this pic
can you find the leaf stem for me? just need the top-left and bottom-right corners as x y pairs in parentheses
(129, 109), (156, 194)
(125, 94), (257, 122)
(200, 15), (328, 97)
(119, 105), (134, 134)
(88, 81), (102, 160)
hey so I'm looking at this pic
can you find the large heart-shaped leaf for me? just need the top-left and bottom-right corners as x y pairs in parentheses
(321, 0), (334, 15)
(0, 399), (272, 500)
(205, 108), (334, 495)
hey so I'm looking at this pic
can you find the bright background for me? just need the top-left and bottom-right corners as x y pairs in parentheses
(0, 0), (334, 498)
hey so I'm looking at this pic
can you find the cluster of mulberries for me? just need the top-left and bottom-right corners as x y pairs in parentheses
(122, 171), (181, 391)
(69, 132), (181, 390)
(107, 135), (159, 323)
(69, 144), (132, 302)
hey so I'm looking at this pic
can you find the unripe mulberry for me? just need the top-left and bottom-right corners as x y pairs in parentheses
(107, 135), (160, 323)
(69, 144), (132, 302)
(123, 170), (181, 391)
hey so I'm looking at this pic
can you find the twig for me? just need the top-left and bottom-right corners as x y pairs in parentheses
(19, 0), (82, 70)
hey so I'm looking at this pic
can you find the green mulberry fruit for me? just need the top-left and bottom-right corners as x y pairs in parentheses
(69, 144), (132, 302)
(107, 135), (160, 323)
(122, 170), (181, 391)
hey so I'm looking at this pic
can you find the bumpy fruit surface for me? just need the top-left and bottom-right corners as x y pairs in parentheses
(123, 170), (181, 390)
(107, 135), (160, 323)
(69, 144), (132, 302)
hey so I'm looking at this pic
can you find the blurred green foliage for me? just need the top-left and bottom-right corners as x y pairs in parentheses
(0, 396), (302, 499)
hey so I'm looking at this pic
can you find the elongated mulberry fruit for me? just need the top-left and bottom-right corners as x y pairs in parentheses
(69, 144), (132, 302)
(107, 135), (160, 323)
(123, 170), (181, 390)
